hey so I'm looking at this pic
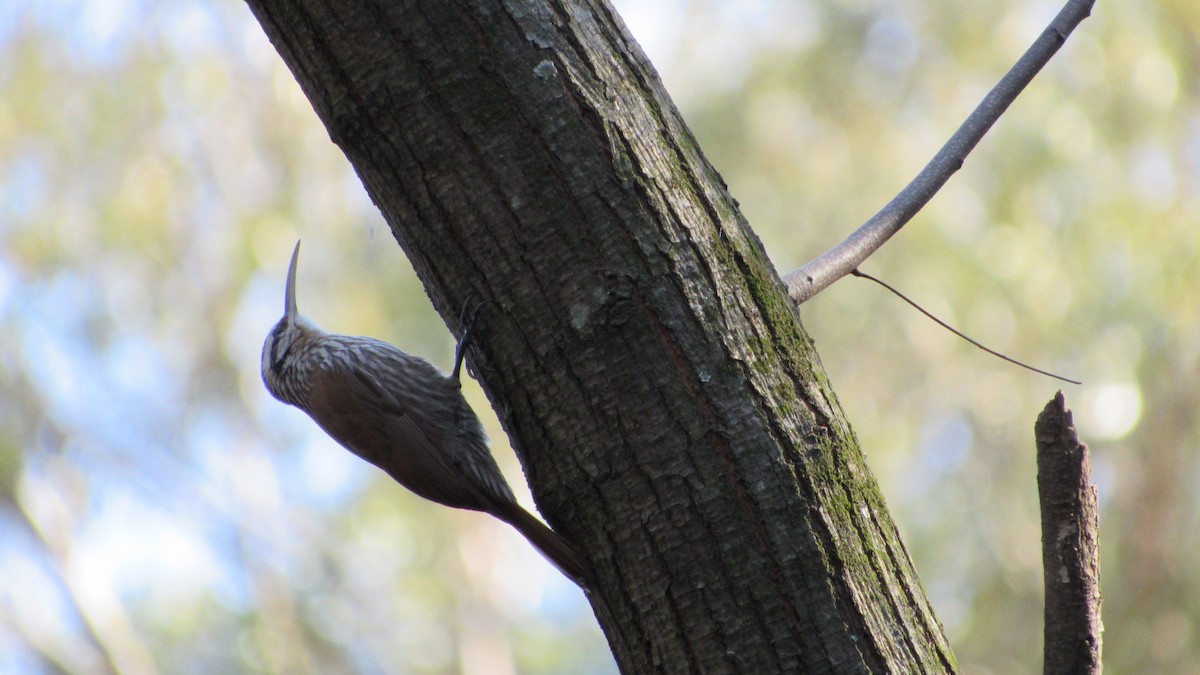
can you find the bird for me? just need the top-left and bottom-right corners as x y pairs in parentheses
(261, 241), (591, 587)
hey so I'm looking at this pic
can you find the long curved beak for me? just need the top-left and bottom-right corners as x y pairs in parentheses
(285, 240), (301, 319)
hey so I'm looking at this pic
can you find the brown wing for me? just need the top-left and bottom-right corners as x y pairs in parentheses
(304, 363), (508, 512)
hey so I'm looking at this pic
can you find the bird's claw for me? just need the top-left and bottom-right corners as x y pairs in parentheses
(452, 294), (493, 381)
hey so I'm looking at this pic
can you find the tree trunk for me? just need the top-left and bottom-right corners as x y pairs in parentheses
(245, 0), (956, 671)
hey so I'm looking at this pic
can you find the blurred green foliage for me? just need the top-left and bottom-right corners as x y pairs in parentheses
(0, 0), (1196, 673)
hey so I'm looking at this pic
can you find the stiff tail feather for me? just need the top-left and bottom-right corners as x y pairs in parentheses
(497, 503), (593, 588)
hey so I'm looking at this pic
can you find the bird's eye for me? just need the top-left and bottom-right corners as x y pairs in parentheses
(270, 323), (292, 370)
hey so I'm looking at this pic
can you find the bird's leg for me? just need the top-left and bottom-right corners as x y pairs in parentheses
(451, 295), (488, 382)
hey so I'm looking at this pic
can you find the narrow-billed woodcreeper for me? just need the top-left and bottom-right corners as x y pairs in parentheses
(261, 242), (590, 586)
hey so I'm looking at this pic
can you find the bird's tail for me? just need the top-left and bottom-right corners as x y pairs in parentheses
(496, 503), (593, 588)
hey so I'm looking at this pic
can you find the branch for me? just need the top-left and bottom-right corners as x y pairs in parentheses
(1035, 392), (1102, 675)
(783, 0), (1095, 304)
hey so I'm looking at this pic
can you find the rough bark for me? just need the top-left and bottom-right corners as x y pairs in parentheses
(1036, 392), (1102, 674)
(244, 0), (956, 671)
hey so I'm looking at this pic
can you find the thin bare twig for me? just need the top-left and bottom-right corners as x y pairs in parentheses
(851, 270), (1081, 384)
(1035, 392), (1102, 674)
(783, 0), (1095, 304)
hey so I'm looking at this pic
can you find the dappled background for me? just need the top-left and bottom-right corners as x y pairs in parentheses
(1, 0), (1196, 672)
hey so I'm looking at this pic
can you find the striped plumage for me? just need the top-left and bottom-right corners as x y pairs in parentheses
(261, 242), (590, 586)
